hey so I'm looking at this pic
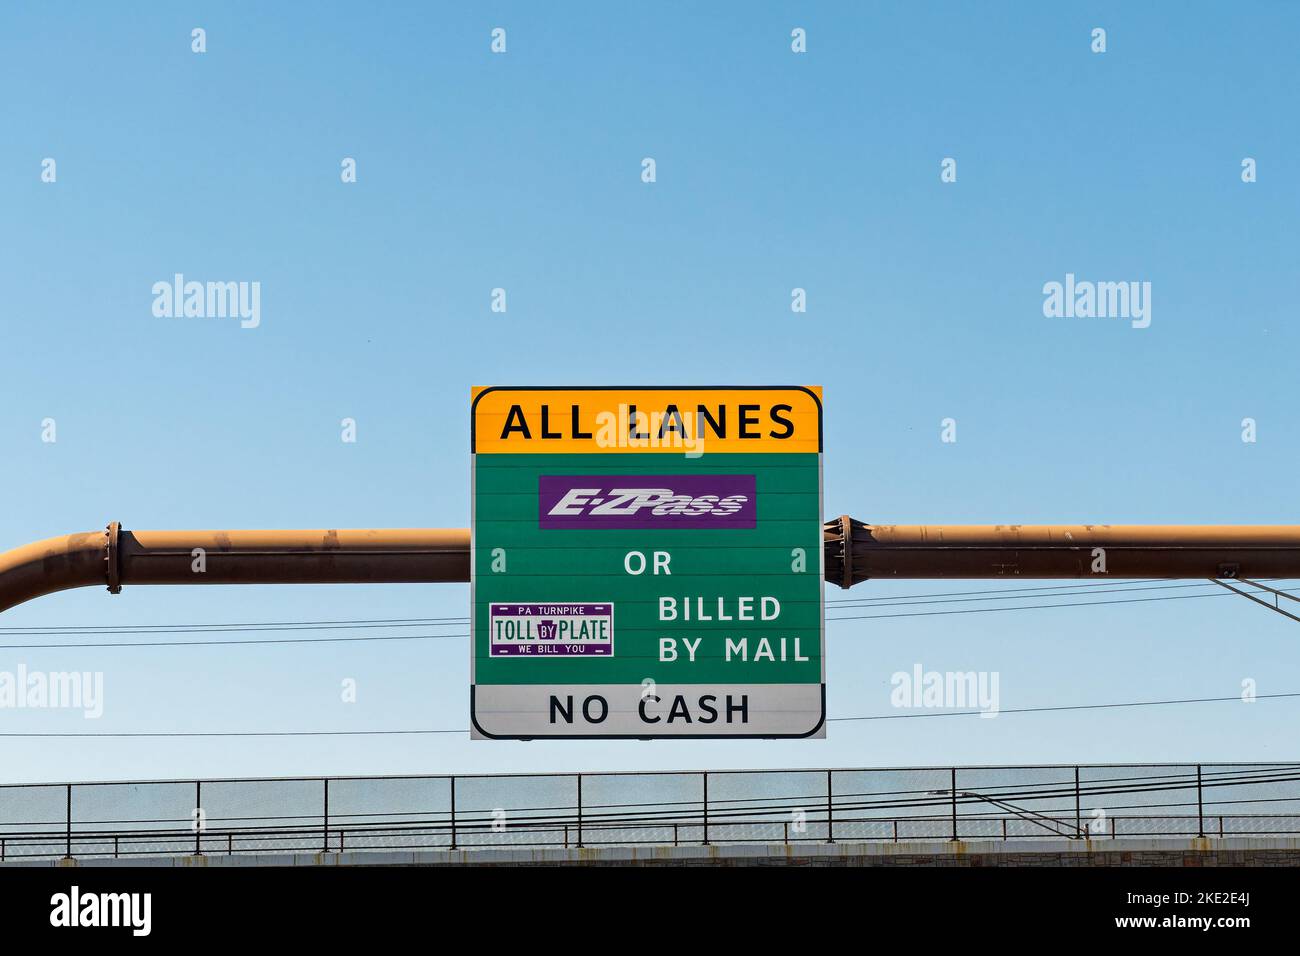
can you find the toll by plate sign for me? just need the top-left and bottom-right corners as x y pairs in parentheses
(489, 603), (614, 657)
(470, 386), (825, 739)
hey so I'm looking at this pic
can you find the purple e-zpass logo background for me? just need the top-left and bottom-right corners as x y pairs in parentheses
(538, 475), (757, 530)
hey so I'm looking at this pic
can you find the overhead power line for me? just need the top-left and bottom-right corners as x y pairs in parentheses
(0, 581), (1286, 649)
(9, 578), (1278, 635)
(829, 692), (1299, 720)
(0, 619), (467, 635)
(825, 578), (1178, 604)
(826, 580), (1251, 608)
(0, 582), (1279, 650)
(0, 691), (1291, 737)
(825, 587), (1278, 622)
(0, 633), (468, 649)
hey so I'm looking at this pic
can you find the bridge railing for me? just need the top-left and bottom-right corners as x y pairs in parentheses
(1, 763), (1297, 861)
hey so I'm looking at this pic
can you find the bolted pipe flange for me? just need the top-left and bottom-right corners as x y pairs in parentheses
(839, 514), (853, 590)
(105, 521), (122, 594)
(823, 514), (863, 589)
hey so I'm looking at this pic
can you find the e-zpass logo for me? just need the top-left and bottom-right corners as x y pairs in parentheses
(538, 475), (756, 530)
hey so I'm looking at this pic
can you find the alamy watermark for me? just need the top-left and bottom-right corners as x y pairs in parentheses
(500, 402), (710, 457)
(1042, 273), (1150, 329)
(0, 664), (103, 718)
(891, 663), (999, 717)
(50, 886), (150, 936)
(152, 274), (261, 329)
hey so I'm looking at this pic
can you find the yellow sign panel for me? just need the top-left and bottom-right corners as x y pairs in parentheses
(471, 386), (823, 455)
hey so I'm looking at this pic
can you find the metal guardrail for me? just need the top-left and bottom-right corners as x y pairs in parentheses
(1, 763), (1298, 861)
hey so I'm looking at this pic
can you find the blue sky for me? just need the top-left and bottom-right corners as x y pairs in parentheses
(1, 1), (1297, 783)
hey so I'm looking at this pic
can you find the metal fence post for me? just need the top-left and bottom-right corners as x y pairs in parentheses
(576, 773), (583, 849)
(449, 776), (457, 850)
(65, 784), (72, 859)
(1196, 765), (1205, 837)
(703, 772), (710, 846)
(1074, 766), (1082, 838)
(195, 780), (202, 855)
(949, 769), (958, 842)
(826, 769), (834, 844)
(323, 778), (330, 853)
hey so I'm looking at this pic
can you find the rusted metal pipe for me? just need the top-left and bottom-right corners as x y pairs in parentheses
(0, 529), (117, 615)
(3, 519), (1299, 613)
(0, 525), (470, 614)
(823, 517), (1300, 587)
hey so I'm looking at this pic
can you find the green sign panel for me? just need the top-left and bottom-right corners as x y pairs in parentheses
(470, 386), (825, 739)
